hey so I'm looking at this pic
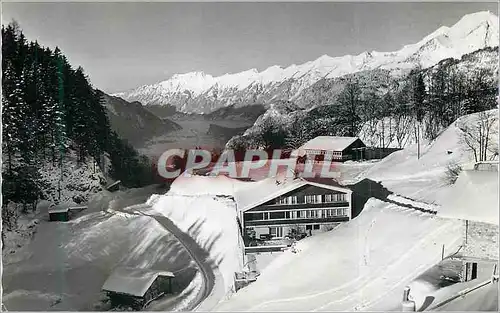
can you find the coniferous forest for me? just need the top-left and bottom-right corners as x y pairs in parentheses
(2, 22), (158, 210)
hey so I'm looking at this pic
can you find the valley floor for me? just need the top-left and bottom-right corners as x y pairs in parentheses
(138, 118), (253, 158)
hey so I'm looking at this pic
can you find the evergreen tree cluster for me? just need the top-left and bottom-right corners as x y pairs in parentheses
(2, 22), (158, 208)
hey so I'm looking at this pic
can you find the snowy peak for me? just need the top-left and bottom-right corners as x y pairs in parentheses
(160, 71), (216, 96)
(450, 11), (498, 35)
(401, 11), (499, 67)
(114, 11), (499, 113)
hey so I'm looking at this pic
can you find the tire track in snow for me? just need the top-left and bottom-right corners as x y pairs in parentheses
(108, 205), (219, 311)
(312, 219), (461, 311)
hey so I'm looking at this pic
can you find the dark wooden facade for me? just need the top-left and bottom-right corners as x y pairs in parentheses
(107, 275), (173, 310)
(351, 147), (401, 161)
(49, 210), (70, 222)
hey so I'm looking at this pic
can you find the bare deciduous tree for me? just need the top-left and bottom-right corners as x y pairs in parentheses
(458, 110), (498, 162)
(394, 114), (413, 149)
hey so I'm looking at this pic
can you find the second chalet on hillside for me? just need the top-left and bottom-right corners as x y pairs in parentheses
(235, 174), (352, 243)
(292, 136), (366, 161)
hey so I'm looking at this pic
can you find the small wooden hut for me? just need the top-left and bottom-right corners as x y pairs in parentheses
(48, 204), (70, 222)
(102, 267), (175, 310)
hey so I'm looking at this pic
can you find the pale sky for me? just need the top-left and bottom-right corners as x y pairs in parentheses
(2, 2), (497, 93)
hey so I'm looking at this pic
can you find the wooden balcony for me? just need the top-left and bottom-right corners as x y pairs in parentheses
(246, 201), (349, 212)
(245, 216), (349, 226)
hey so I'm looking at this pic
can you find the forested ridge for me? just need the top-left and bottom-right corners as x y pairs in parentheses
(2, 22), (158, 211)
(227, 47), (498, 151)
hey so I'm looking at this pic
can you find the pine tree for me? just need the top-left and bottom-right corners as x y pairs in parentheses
(411, 71), (426, 158)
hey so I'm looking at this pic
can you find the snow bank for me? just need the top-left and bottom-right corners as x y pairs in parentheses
(3, 208), (197, 311)
(147, 176), (245, 296)
(364, 109), (498, 204)
(168, 174), (248, 196)
(214, 198), (463, 311)
(387, 194), (439, 213)
(64, 212), (176, 269)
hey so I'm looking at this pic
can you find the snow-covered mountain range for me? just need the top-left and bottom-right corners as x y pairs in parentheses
(114, 11), (499, 114)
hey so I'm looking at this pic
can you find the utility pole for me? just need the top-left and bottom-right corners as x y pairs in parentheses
(417, 123), (420, 160)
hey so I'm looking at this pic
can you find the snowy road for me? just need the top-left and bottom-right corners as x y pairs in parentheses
(112, 204), (223, 311)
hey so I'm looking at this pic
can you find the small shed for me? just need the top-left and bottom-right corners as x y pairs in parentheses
(102, 267), (175, 310)
(48, 204), (70, 222)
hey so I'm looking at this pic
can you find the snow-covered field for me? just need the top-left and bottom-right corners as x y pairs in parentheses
(214, 199), (463, 311)
(2, 186), (197, 311)
(145, 175), (248, 298)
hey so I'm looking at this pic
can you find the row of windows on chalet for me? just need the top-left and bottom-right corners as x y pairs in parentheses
(276, 193), (347, 205)
(246, 208), (349, 221)
(305, 149), (343, 156)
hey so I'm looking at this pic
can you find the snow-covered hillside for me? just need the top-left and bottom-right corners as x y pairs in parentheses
(114, 11), (498, 114)
(229, 44), (498, 151)
(39, 150), (107, 205)
(214, 198), (463, 311)
(213, 110), (498, 312)
(145, 175), (249, 299)
(2, 205), (196, 311)
(364, 109), (498, 204)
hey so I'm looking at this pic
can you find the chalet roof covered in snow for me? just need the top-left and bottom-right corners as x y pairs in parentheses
(235, 170), (351, 213)
(298, 136), (362, 152)
(438, 169), (499, 225)
(102, 267), (174, 297)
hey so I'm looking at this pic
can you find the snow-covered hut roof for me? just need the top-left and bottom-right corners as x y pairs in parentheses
(297, 136), (363, 152)
(235, 171), (351, 213)
(438, 169), (499, 225)
(102, 267), (174, 297)
(48, 203), (70, 214)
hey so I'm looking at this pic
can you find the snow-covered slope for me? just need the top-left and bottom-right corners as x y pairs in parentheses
(39, 150), (106, 205)
(145, 175), (249, 299)
(114, 11), (499, 114)
(214, 198), (463, 312)
(2, 209), (196, 311)
(364, 109), (498, 204)
(213, 110), (498, 312)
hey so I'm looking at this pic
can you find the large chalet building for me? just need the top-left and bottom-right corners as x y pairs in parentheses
(292, 136), (366, 162)
(235, 174), (352, 241)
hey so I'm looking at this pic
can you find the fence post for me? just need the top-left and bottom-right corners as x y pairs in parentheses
(403, 286), (410, 301)
(441, 244), (445, 260)
(402, 286), (416, 312)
